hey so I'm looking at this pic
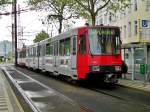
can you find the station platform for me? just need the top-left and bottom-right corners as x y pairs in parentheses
(0, 69), (24, 112)
(118, 78), (150, 92)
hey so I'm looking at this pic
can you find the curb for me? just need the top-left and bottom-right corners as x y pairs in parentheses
(1, 67), (40, 112)
(0, 69), (24, 112)
(118, 79), (150, 93)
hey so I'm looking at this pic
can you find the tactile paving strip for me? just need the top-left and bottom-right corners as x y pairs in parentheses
(0, 86), (9, 112)
(0, 71), (13, 112)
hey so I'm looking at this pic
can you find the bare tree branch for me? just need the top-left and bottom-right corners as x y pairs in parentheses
(95, 0), (111, 15)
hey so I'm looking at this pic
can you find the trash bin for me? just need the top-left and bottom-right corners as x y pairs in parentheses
(140, 64), (146, 75)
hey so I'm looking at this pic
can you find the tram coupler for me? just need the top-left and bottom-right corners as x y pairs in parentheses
(104, 74), (118, 84)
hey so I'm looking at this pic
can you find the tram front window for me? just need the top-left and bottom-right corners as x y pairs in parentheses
(88, 28), (121, 55)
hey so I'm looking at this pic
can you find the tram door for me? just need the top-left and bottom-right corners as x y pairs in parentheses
(41, 44), (45, 70)
(71, 36), (77, 69)
(77, 32), (88, 79)
(53, 41), (59, 71)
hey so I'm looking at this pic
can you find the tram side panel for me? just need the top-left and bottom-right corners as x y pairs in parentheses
(77, 27), (89, 80)
(70, 36), (78, 80)
(45, 41), (55, 73)
(32, 45), (39, 70)
(26, 46), (34, 69)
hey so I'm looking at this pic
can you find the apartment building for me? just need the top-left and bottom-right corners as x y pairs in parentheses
(96, 0), (150, 80)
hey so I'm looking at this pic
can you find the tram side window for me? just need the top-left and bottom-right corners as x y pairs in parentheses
(46, 43), (53, 55)
(29, 48), (33, 57)
(64, 38), (71, 56)
(114, 35), (120, 54)
(42, 45), (45, 56)
(33, 47), (36, 57)
(59, 40), (65, 56)
(46, 43), (50, 55)
(40, 45), (43, 57)
(28, 49), (30, 57)
(79, 34), (86, 54)
(32, 48), (34, 57)
(54, 42), (58, 56)
(35, 47), (38, 57)
(50, 44), (53, 55)
(26, 49), (29, 57)
(19, 50), (26, 58)
(38, 45), (41, 57)
(37, 47), (39, 56)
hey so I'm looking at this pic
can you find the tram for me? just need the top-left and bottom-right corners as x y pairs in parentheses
(18, 25), (122, 83)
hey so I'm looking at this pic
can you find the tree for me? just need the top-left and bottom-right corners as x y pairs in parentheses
(0, 0), (9, 5)
(75, 0), (130, 25)
(28, 0), (78, 34)
(33, 30), (49, 43)
(0, 0), (11, 10)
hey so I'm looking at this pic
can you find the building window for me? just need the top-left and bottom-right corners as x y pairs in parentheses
(128, 22), (131, 37)
(145, 0), (150, 11)
(128, 0), (132, 13)
(124, 25), (126, 38)
(134, 21), (138, 35)
(134, 0), (137, 11)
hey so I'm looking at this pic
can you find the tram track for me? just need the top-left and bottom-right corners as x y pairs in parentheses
(88, 87), (150, 110)
(13, 66), (150, 112)
(15, 67), (126, 101)
(88, 88), (126, 101)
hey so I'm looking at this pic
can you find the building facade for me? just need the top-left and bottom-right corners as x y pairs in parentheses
(96, 0), (150, 81)
(0, 40), (12, 61)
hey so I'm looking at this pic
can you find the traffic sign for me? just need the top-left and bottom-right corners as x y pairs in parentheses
(142, 20), (149, 28)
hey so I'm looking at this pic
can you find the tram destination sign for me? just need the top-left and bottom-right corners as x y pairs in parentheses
(91, 28), (115, 35)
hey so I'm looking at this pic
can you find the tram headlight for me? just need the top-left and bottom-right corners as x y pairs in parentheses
(115, 66), (121, 71)
(90, 66), (100, 71)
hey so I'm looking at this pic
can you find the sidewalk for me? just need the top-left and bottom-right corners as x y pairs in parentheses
(118, 75), (150, 93)
(0, 69), (24, 112)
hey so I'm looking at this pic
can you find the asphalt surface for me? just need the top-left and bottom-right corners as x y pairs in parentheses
(8, 66), (150, 112)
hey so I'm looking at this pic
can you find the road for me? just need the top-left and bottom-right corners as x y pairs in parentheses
(4, 66), (150, 112)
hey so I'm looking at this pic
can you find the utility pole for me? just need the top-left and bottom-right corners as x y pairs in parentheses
(14, 0), (18, 66)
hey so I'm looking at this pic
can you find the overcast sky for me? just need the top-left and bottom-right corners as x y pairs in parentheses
(0, 0), (85, 46)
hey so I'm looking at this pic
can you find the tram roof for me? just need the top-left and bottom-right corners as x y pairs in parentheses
(26, 25), (120, 47)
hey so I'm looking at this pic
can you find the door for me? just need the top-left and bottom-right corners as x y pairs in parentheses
(53, 41), (59, 70)
(42, 44), (46, 70)
(71, 36), (77, 69)
(77, 32), (88, 79)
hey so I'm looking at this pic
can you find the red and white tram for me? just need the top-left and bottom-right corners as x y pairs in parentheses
(18, 25), (122, 83)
